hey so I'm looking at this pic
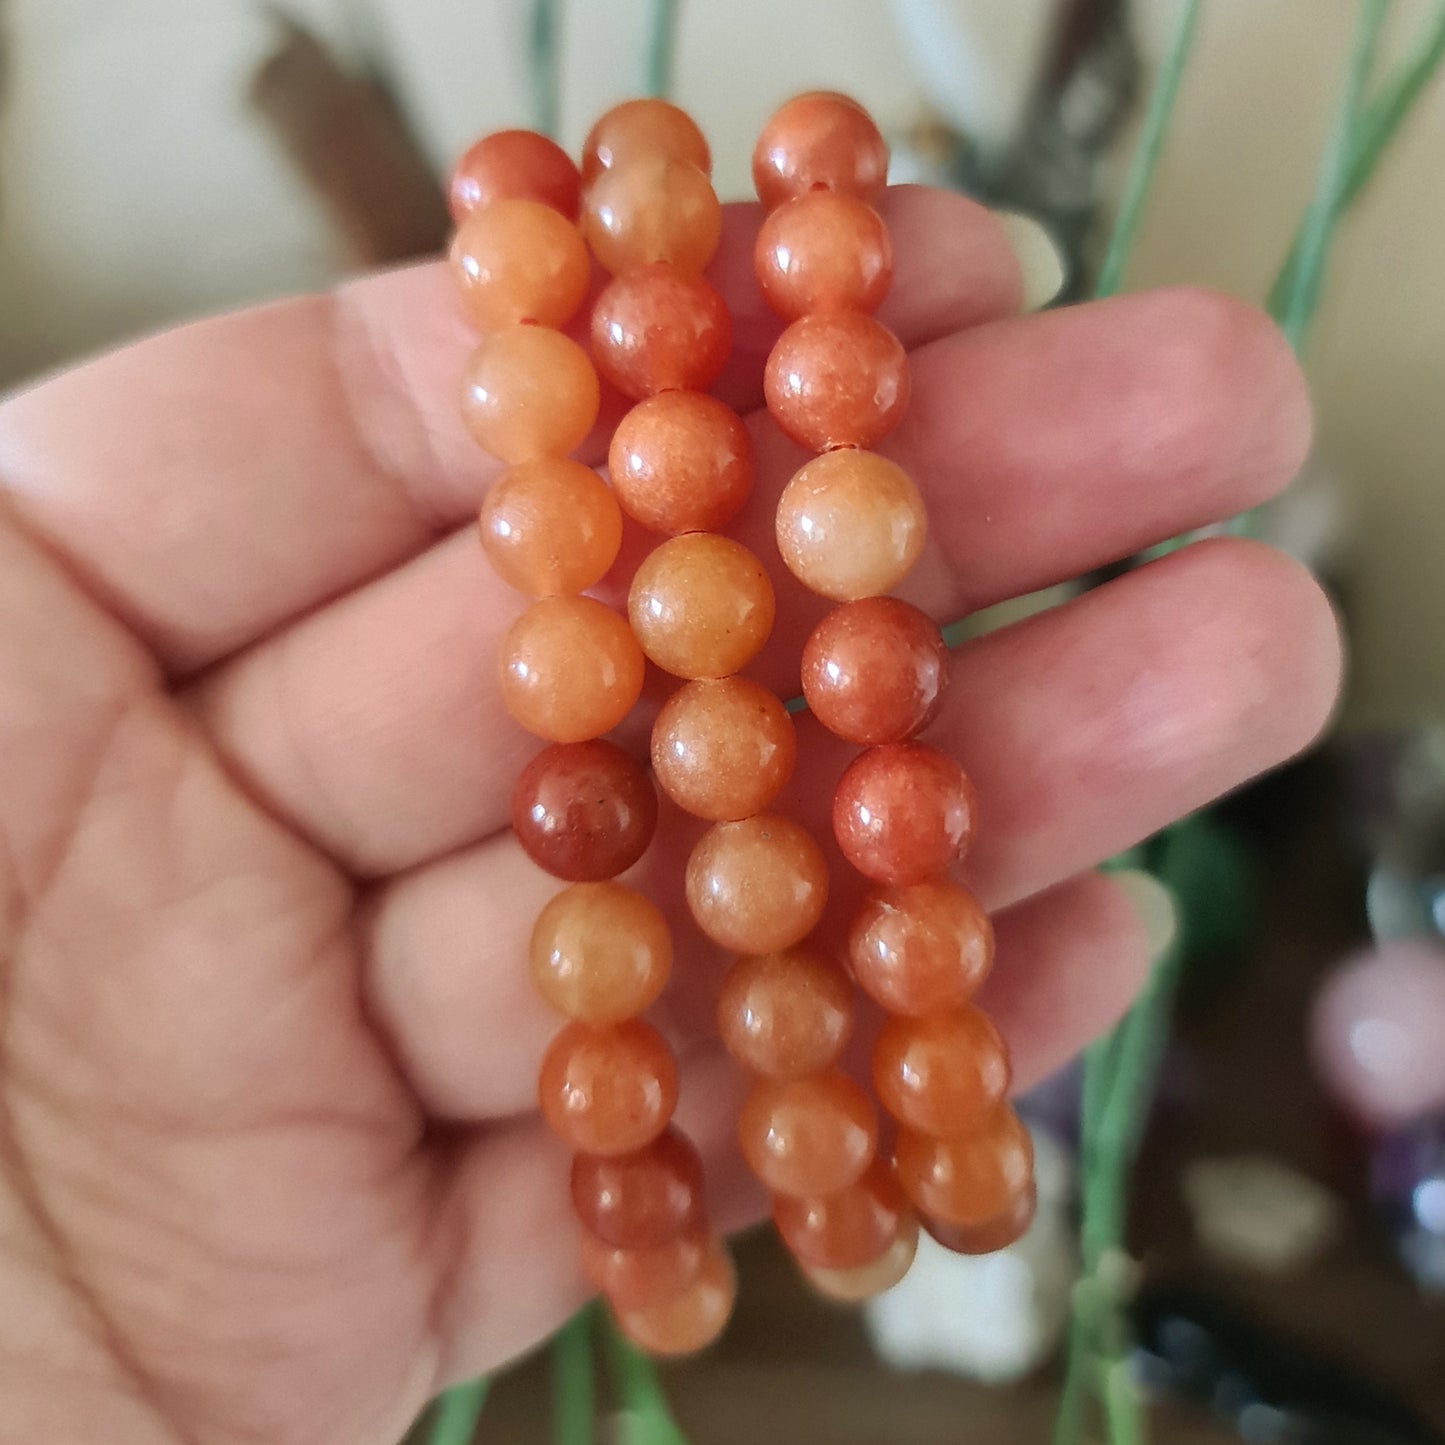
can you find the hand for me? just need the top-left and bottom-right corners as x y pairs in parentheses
(0, 187), (1339, 1445)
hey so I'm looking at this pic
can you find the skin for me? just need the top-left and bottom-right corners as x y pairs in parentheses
(0, 186), (1340, 1444)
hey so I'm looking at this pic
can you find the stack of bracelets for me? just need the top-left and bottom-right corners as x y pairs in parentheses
(447, 90), (1034, 1358)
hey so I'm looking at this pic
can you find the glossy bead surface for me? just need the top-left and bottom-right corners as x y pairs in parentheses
(872, 1006), (1011, 1135)
(651, 677), (796, 821)
(686, 814), (829, 954)
(479, 458), (622, 596)
(591, 265), (731, 400)
(449, 199), (590, 330)
(449, 130), (581, 220)
(754, 191), (892, 319)
(776, 448), (926, 601)
(571, 1125), (707, 1249)
(581, 1229), (709, 1312)
(801, 597), (948, 744)
(582, 154), (721, 276)
(499, 596), (644, 743)
(847, 879), (994, 1016)
(765, 314), (909, 452)
(895, 1109), (1034, 1227)
(773, 1157), (907, 1268)
(462, 326), (599, 463)
(614, 1244), (736, 1357)
(716, 948), (853, 1080)
(738, 1070), (877, 1197)
(582, 98), (711, 182)
(800, 1212), (918, 1302)
(923, 1182), (1037, 1255)
(627, 535), (774, 680)
(833, 742), (976, 885)
(752, 91), (888, 211)
(539, 1020), (678, 1155)
(530, 882), (671, 1024)
(608, 391), (753, 535)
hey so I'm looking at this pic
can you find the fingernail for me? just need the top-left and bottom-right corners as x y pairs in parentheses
(1111, 869), (1178, 960)
(995, 210), (1066, 312)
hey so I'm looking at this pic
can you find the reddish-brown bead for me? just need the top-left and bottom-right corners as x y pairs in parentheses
(801, 598), (949, 744)
(591, 265), (732, 400)
(872, 1006), (1011, 1135)
(581, 1229), (709, 1312)
(922, 1182), (1037, 1255)
(449, 130), (582, 220)
(608, 391), (753, 535)
(737, 1070), (877, 1197)
(754, 191), (893, 319)
(449, 198), (590, 330)
(462, 326), (600, 463)
(832, 742), (976, 885)
(539, 1020), (678, 1155)
(582, 154), (722, 276)
(799, 1212), (919, 1302)
(847, 879), (994, 1016)
(895, 1109), (1034, 1227)
(773, 1157), (908, 1269)
(582, 98), (712, 182)
(752, 91), (889, 211)
(571, 1126), (707, 1249)
(613, 1243), (736, 1356)
(716, 947), (853, 1080)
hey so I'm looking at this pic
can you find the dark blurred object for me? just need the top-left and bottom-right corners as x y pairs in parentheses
(1373, 1116), (1445, 1293)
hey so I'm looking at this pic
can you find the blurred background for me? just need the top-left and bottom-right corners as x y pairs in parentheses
(5, 2), (1445, 1442)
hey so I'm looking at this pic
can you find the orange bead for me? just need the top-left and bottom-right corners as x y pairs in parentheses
(872, 1006), (1010, 1135)
(738, 1070), (877, 1197)
(773, 1157), (907, 1268)
(752, 91), (889, 211)
(591, 264), (731, 400)
(530, 882), (671, 1024)
(847, 879), (994, 1016)
(627, 534), (774, 680)
(582, 154), (722, 276)
(613, 1243), (736, 1357)
(462, 326), (600, 463)
(754, 191), (893, 319)
(652, 676), (796, 821)
(895, 1108), (1034, 1227)
(580, 1229), (709, 1312)
(776, 449), (926, 601)
(716, 948), (853, 1080)
(799, 1212), (919, 1302)
(479, 458), (622, 596)
(608, 391), (753, 535)
(449, 130), (581, 220)
(686, 814), (829, 954)
(499, 596), (644, 742)
(571, 1125), (707, 1249)
(582, 98), (712, 182)
(449, 199), (590, 330)
(922, 1182), (1037, 1255)
(765, 313), (910, 452)
(539, 1020), (678, 1155)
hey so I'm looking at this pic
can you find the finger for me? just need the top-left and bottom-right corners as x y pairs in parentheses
(191, 290), (1310, 876)
(0, 188), (1018, 675)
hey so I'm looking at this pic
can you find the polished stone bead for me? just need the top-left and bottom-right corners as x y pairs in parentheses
(571, 1125), (707, 1249)
(922, 1182), (1037, 1255)
(580, 1229), (709, 1312)
(715, 947), (853, 1080)
(613, 1243), (736, 1356)
(539, 1019), (678, 1155)
(737, 1070), (877, 1197)
(462, 326), (600, 462)
(754, 191), (892, 319)
(799, 1212), (919, 1302)
(752, 91), (888, 211)
(449, 130), (581, 220)
(895, 1108), (1034, 1227)
(773, 1156), (907, 1269)
(872, 1005), (1010, 1135)
(449, 198), (590, 330)
(582, 154), (721, 276)
(591, 265), (731, 400)
(582, 98), (712, 182)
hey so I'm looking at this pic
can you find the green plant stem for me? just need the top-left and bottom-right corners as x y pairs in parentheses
(530, 0), (561, 138)
(644, 0), (681, 98)
(426, 1378), (489, 1445)
(600, 1315), (688, 1445)
(552, 1308), (595, 1445)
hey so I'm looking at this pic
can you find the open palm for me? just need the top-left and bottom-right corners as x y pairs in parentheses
(0, 188), (1339, 1445)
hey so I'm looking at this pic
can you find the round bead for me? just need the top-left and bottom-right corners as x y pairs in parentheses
(765, 313), (909, 452)
(686, 814), (829, 954)
(716, 948), (853, 1080)
(754, 191), (892, 319)
(591, 265), (731, 400)
(847, 879), (994, 1016)
(462, 326), (599, 463)
(738, 1070), (877, 1197)
(651, 676), (795, 821)
(832, 742), (976, 885)
(571, 1125), (707, 1249)
(539, 1020), (678, 1155)
(613, 1244), (736, 1357)
(581, 1229), (709, 1312)
(479, 458), (622, 597)
(449, 130), (581, 220)
(773, 1157), (907, 1269)
(530, 882), (671, 1024)
(799, 1212), (919, 1302)
(801, 598), (949, 744)
(449, 199), (590, 330)
(896, 1109), (1034, 1227)
(582, 154), (722, 276)
(499, 596), (644, 743)
(627, 534), (774, 680)
(776, 449), (926, 602)
(923, 1182), (1037, 1255)
(752, 91), (888, 212)
(872, 1006), (1011, 1135)
(511, 740), (656, 881)
(608, 391), (753, 535)
(582, 98), (712, 182)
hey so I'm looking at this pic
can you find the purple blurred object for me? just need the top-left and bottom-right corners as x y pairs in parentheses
(1371, 1115), (1445, 1292)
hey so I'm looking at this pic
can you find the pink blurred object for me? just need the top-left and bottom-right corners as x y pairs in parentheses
(1311, 940), (1445, 1128)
